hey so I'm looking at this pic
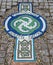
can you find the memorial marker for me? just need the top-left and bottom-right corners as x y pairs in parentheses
(4, 3), (47, 62)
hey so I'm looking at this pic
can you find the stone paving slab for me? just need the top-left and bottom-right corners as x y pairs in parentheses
(0, 51), (5, 57)
(0, 64), (4, 65)
(0, 58), (5, 63)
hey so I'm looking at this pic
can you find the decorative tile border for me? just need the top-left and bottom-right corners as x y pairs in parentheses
(14, 38), (36, 62)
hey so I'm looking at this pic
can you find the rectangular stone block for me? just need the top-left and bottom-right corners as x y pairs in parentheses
(13, 2), (17, 5)
(7, 6), (11, 9)
(0, 58), (4, 63)
(1, 44), (7, 50)
(39, 0), (44, 2)
(51, 13), (53, 16)
(7, 0), (12, 2)
(45, 13), (50, 16)
(1, 8), (6, 12)
(33, 3), (38, 6)
(34, 0), (38, 2)
(0, 51), (5, 57)
(50, 6), (53, 8)
(29, 0), (32, 2)
(47, 34), (53, 39)
(0, 64), (4, 65)
(49, 3), (53, 5)
(49, 40), (53, 43)
(50, 9), (53, 12)
(45, 2), (48, 6)
(42, 56), (49, 62)
(18, 0), (22, 2)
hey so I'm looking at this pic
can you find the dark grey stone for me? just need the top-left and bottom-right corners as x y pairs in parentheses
(0, 58), (4, 63)
(0, 51), (5, 57)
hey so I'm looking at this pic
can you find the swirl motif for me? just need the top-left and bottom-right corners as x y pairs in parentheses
(13, 16), (38, 33)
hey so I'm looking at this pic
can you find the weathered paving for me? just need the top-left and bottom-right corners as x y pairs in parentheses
(0, 0), (53, 65)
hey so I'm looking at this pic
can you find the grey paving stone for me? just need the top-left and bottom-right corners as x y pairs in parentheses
(45, 5), (49, 8)
(2, 2), (6, 5)
(1, 8), (6, 12)
(7, 6), (11, 9)
(0, 51), (5, 57)
(29, 0), (32, 2)
(39, 0), (44, 2)
(52, 16), (53, 19)
(6, 56), (12, 65)
(49, 40), (53, 43)
(42, 56), (49, 62)
(1, 5), (6, 9)
(7, 2), (11, 5)
(18, 0), (22, 2)
(50, 9), (53, 12)
(33, 3), (38, 6)
(0, 1), (2, 5)
(39, 6), (44, 8)
(51, 13), (53, 16)
(13, 0), (17, 1)
(0, 58), (4, 63)
(47, 34), (53, 39)
(49, 3), (53, 5)
(2, 0), (6, 1)
(12, 2), (17, 5)
(0, 40), (7, 44)
(0, 64), (4, 65)
(0, 12), (5, 16)
(45, 13), (50, 16)
(50, 6), (53, 8)
(7, 47), (13, 53)
(45, 2), (48, 6)
(34, 0), (38, 2)
(50, 48), (53, 55)
(6, 0), (10, 1)
(1, 44), (8, 50)
(44, 0), (47, 2)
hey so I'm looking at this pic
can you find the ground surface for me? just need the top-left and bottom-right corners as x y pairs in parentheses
(0, 0), (53, 65)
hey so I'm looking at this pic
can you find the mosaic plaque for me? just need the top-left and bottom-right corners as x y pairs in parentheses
(4, 2), (47, 62)
(14, 37), (35, 61)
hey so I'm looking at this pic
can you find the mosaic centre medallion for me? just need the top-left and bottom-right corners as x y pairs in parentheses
(4, 3), (47, 62)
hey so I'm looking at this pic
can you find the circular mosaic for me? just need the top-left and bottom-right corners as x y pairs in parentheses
(4, 12), (47, 38)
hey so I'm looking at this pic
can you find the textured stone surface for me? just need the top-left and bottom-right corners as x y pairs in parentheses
(0, 0), (53, 65)
(0, 58), (4, 63)
(0, 51), (5, 57)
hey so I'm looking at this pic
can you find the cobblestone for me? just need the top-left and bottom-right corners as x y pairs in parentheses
(0, 64), (4, 65)
(0, 58), (5, 63)
(0, 51), (5, 57)
(1, 44), (8, 51)
(0, 0), (53, 65)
